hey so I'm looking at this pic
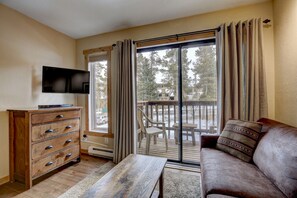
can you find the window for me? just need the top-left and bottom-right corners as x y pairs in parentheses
(83, 47), (113, 137)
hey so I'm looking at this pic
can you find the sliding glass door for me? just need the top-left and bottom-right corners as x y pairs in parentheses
(137, 47), (179, 161)
(136, 39), (217, 165)
(181, 43), (217, 164)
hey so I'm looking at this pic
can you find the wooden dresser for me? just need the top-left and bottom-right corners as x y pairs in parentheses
(7, 107), (82, 189)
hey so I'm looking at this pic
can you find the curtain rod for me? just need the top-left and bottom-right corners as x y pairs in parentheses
(133, 28), (218, 45)
(112, 18), (270, 46)
(111, 28), (217, 47)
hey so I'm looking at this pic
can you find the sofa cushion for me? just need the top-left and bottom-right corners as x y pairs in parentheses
(254, 118), (297, 198)
(200, 148), (286, 198)
(216, 119), (262, 162)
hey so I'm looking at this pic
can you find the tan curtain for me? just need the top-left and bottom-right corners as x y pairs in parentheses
(112, 39), (137, 163)
(217, 18), (268, 131)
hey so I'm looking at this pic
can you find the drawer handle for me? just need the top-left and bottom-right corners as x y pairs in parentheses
(45, 145), (53, 150)
(56, 114), (64, 118)
(65, 139), (72, 144)
(45, 161), (53, 166)
(66, 153), (72, 158)
(45, 129), (54, 133)
(65, 125), (72, 129)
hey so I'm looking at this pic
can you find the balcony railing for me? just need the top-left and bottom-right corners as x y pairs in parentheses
(137, 100), (217, 139)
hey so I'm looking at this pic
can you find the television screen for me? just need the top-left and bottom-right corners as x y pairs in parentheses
(42, 66), (90, 94)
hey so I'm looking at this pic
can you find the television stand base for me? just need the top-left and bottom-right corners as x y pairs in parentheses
(38, 104), (73, 109)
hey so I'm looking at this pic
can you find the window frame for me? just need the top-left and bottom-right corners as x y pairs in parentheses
(83, 46), (113, 138)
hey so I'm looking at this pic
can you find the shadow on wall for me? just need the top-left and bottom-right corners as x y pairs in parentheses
(31, 65), (41, 102)
(0, 111), (9, 179)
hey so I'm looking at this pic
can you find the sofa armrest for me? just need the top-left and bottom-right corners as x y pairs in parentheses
(200, 135), (220, 150)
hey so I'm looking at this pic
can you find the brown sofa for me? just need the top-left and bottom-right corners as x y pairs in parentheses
(200, 118), (297, 198)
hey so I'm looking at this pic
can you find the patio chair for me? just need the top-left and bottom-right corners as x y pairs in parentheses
(137, 108), (168, 155)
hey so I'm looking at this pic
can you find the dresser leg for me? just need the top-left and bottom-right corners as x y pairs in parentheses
(25, 179), (32, 190)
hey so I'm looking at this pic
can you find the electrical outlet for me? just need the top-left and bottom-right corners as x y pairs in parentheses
(82, 134), (88, 142)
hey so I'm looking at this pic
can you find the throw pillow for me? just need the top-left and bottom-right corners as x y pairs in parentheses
(216, 119), (263, 162)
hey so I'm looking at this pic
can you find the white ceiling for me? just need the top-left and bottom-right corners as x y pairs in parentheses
(0, 0), (269, 39)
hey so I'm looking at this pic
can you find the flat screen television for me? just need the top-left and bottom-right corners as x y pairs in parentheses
(42, 66), (90, 94)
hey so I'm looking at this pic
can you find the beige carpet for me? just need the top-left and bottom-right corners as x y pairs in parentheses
(157, 168), (201, 198)
(59, 161), (201, 198)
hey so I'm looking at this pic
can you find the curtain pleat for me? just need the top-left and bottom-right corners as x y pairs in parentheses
(217, 18), (268, 131)
(112, 39), (137, 163)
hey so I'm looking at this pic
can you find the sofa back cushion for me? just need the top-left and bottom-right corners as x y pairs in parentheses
(253, 118), (297, 198)
(216, 119), (262, 162)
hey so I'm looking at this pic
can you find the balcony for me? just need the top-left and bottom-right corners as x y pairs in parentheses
(137, 100), (217, 163)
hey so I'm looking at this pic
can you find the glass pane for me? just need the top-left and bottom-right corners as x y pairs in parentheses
(91, 60), (108, 132)
(136, 48), (179, 161)
(182, 44), (217, 164)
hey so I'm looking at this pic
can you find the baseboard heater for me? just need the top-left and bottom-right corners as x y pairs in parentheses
(88, 146), (114, 160)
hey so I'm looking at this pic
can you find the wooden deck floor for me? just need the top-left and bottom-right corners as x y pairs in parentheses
(137, 135), (201, 164)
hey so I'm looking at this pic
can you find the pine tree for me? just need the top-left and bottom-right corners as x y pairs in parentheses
(160, 49), (192, 100)
(94, 61), (108, 112)
(137, 52), (159, 101)
(160, 49), (178, 99)
(192, 45), (217, 101)
(182, 49), (192, 100)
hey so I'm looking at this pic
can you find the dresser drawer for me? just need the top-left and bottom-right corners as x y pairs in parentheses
(32, 145), (79, 178)
(32, 119), (80, 142)
(32, 132), (79, 160)
(31, 110), (80, 124)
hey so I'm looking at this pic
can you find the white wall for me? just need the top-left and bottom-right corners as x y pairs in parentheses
(0, 4), (76, 179)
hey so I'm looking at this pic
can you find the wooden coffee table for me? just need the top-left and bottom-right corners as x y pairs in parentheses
(82, 154), (167, 198)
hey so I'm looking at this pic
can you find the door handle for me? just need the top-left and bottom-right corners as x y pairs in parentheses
(45, 129), (54, 133)
(45, 145), (53, 150)
(56, 114), (64, 118)
(66, 153), (72, 158)
(65, 139), (72, 144)
(45, 161), (53, 166)
(65, 125), (72, 129)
